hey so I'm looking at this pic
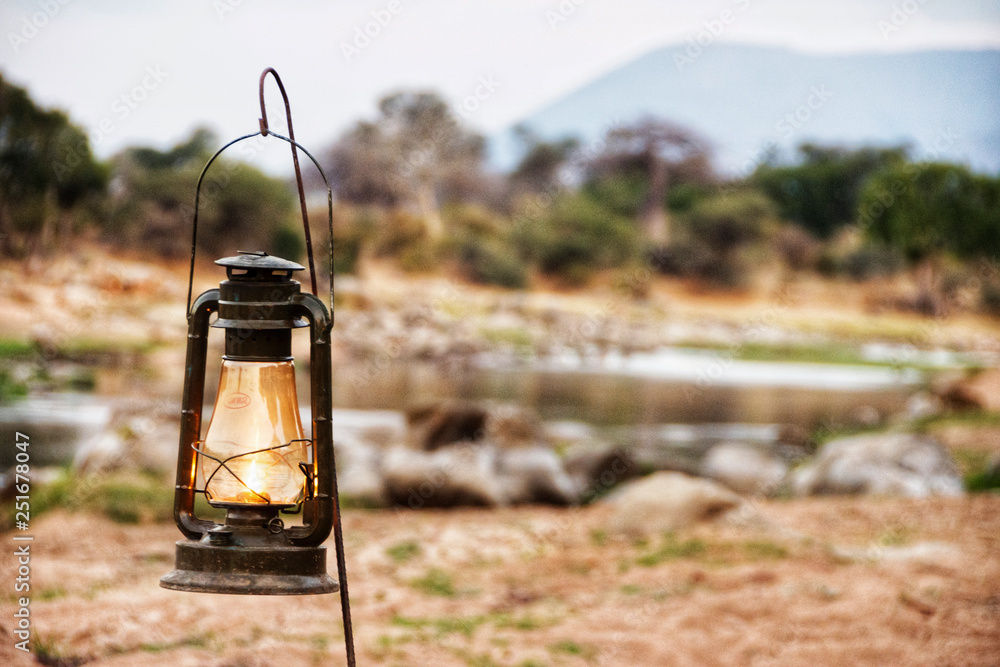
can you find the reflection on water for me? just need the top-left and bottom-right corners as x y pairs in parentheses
(330, 360), (912, 428)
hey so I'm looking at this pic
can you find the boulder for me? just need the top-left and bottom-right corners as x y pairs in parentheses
(562, 441), (639, 499)
(606, 472), (743, 537)
(405, 400), (542, 450)
(935, 368), (1000, 412)
(382, 444), (504, 508)
(405, 401), (487, 450)
(498, 447), (578, 506)
(333, 433), (387, 507)
(701, 442), (788, 496)
(792, 432), (963, 497)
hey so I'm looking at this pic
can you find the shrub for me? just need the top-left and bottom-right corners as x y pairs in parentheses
(458, 237), (528, 289)
(515, 192), (640, 285)
(841, 244), (905, 281)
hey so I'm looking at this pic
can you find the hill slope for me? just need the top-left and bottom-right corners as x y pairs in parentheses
(492, 45), (1000, 175)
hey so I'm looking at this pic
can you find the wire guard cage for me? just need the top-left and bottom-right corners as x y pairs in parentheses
(193, 438), (315, 507)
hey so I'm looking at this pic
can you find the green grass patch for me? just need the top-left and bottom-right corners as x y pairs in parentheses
(548, 640), (596, 660)
(0, 338), (36, 359)
(33, 631), (89, 666)
(37, 586), (68, 601)
(742, 540), (789, 560)
(392, 614), (487, 638)
(0, 367), (29, 402)
(139, 634), (210, 654)
(636, 534), (790, 567)
(5, 468), (174, 527)
(479, 326), (534, 351)
(914, 411), (1000, 431)
(386, 540), (422, 563)
(636, 536), (707, 567)
(409, 568), (456, 597)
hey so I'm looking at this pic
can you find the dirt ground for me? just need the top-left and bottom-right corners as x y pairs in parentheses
(2, 495), (998, 667)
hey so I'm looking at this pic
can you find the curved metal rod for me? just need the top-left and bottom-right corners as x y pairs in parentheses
(185, 131), (336, 325)
(259, 68), (318, 297)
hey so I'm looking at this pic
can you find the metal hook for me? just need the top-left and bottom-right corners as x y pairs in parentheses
(258, 68), (318, 297)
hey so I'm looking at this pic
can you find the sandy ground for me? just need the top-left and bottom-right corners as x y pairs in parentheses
(2, 495), (998, 667)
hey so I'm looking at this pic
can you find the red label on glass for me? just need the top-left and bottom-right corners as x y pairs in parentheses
(224, 393), (251, 409)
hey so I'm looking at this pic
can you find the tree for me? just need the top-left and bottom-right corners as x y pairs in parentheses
(587, 117), (713, 245)
(508, 125), (579, 195)
(325, 91), (486, 240)
(0, 75), (108, 256)
(752, 143), (908, 239)
(106, 128), (301, 259)
(860, 162), (1000, 262)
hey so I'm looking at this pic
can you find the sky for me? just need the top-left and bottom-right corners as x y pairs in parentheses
(1, 0), (999, 174)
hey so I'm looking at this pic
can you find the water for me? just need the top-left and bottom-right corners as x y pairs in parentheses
(3, 349), (919, 469)
(330, 350), (915, 428)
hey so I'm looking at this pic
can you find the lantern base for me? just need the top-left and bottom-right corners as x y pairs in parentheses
(160, 540), (338, 596)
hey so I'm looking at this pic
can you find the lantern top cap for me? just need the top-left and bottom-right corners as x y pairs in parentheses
(215, 251), (305, 272)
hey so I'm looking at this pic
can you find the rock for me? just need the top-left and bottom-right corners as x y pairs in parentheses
(382, 444), (504, 508)
(701, 443), (788, 496)
(73, 429), (126, 474)
(606, 472), (743, 536)
(486, 403), (542, 448)
(562, 441), (639, 499)
(904, 392), (943, 421)
(405, 401), (487, 450)
(405, 400), (542, 451)
(792, 432), (963, 497)
(498, 447), (578, 506)
(935, 368), (1000, 412)
(543, 420), (596, 447)
(334, 433), (387, 507)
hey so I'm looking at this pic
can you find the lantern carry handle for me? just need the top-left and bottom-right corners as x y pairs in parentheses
(184, 135), (335, 325)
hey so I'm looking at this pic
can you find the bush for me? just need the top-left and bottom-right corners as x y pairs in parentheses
(841, 244), (905, 281)
(648, 241), (713, 277)
(515, 192), (640, 285)
(399, 238), (440, 273)
(331, 228), (362, 275)
(458, 237), (528, 289)
(775, 225), (821, 271)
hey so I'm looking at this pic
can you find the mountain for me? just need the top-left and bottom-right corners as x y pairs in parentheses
(490, 45), (1000, 175)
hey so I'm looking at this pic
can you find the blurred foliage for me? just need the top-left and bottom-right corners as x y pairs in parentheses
(860, 162), (1000, 262)
(324, 91), (487, 240)
(5, 468), (174, 527)
(753, 144), (909, 239)
(5, 73), (1000, 300)
(0, 74), (108, 257)
(106, 128), (301, 259)
(650, 189), (775, 288)
(514, 192), (640, 286)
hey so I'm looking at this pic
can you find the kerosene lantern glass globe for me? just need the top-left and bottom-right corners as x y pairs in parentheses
(202, 359), (308, 506)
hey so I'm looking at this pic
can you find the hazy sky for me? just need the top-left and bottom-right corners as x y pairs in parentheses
(2, 0), (999, 174)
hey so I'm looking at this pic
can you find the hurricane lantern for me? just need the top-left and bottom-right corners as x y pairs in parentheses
(159, 68), (354, 665)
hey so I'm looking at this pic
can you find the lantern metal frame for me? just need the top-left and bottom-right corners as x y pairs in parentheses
(159, 69), (354, 667)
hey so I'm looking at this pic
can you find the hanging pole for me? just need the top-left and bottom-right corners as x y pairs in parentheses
(258, 67), (319, 297)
